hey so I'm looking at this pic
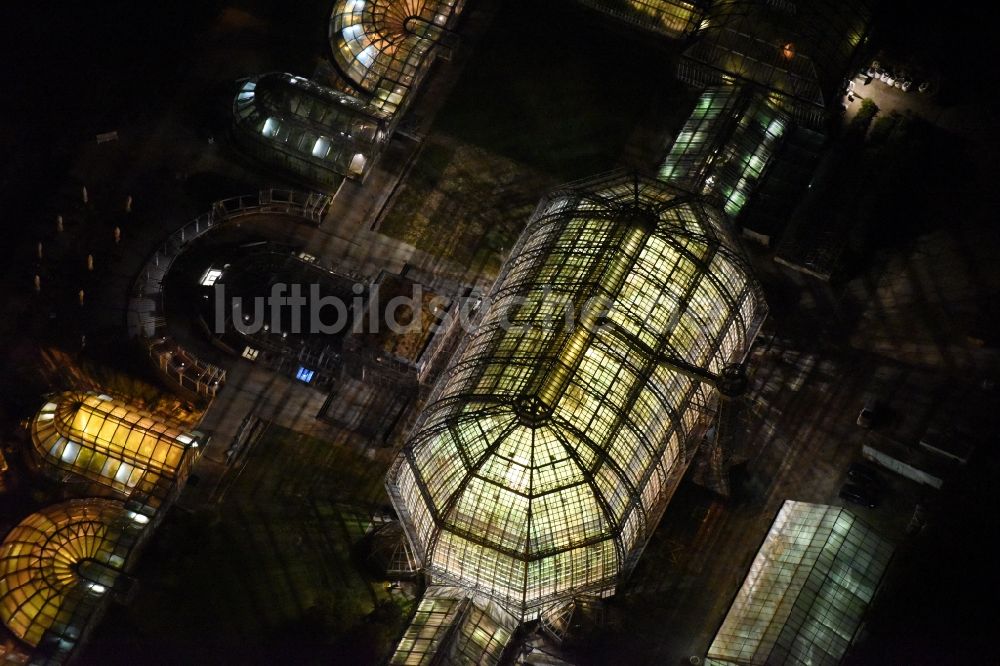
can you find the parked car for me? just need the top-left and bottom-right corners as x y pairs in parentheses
(840, 482), (878, 508)
(901, 79), (913, 92)
(857, 398), (879, 428)
(848, 462), (882, 487)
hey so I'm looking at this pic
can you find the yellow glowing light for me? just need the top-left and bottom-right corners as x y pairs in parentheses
(30, 392), (201, 495)
(0, 500), (141, 647)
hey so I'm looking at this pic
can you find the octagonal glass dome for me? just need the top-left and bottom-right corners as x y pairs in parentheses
(388, 174), (766, 619)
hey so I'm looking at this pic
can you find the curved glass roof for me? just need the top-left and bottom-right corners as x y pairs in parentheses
(330, 0), (465, 113)
(233, 73), (390, 182)
(0, 499), (144, 649)
(30, 392), (201, 497)
(388, 174), (766, 619)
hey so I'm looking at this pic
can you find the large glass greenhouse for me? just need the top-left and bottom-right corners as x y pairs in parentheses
(387, 173), (766, 621)
(679, 0), (872, 126)
(0, 500), (146, 656)
(232, 73), (391, 186)
(659, 86), (788, 218)
(329, 0), (465, 113)
(574, 0), (706, 38)
(29, 392), (202, 507)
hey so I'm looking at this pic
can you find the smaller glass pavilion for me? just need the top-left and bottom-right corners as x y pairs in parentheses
(706, 501), (893, 665)
(329, 0), (465, 113)
(29, 392), (202, 507)
(389, 587), (516, 665)
(233, 73), (391, 186)
(0, 500), (146, 655)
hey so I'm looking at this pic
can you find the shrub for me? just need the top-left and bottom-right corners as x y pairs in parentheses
(849, 98), (879, 136)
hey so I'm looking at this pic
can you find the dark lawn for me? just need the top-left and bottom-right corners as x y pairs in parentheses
(82, 425), (407, 665)
(434, 0), (688, 179)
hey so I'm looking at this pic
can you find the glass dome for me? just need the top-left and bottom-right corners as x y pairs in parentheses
(388, 174), (766, 620)
(0, 499), (144, 650)
(329, 0), (465, 113)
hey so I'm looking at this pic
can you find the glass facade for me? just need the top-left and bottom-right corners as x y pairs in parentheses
(329, 0), (465, 113)
(706, 501), (894, 665)
(29, 392), (202, 504)
(575, 0), (705, 38)
(388, 173), (766, 621)
(389, 588), (515, 665)
(679, 0), (872, 126)
(659, 86), (788, 217)
(0, 500), (145, 651)
(232, 73), (390, 185)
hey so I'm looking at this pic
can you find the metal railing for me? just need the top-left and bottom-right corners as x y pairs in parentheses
(148, 337), (227, 400)
(127, 190), (332, 400)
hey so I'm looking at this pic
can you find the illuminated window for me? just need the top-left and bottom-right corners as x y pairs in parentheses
(707, 501), (894, 665)
(659, 87), (788, 218)
(200, 268), (223, 286)
(261, 116), (280, 138)
(232, 73), (391, 185)
(573, 0), (704, 39)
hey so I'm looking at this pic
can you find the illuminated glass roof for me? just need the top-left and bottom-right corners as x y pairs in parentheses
(0, 500), (144, 650)
(388, 174), (765, 620)
(329, 0), (465, 113)
(660, 86), (788, 217)
(575, 0), (706, 38)
(233, 72), (390, 183)
(706, 501), (894, 665)
(29, 392), (201, 499)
